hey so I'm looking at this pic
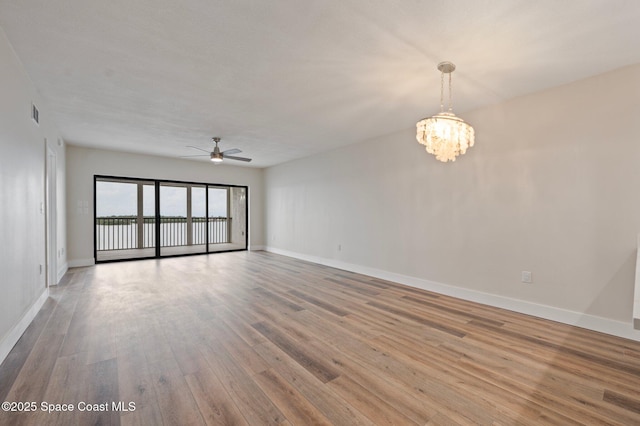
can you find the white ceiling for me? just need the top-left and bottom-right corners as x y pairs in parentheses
(1, 0), (639, 167)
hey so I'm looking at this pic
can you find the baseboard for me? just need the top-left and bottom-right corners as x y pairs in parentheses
(56, 261), (68, 284)
(265, 246), (640, 342)
(0, 288), (49, 365)
(633, 233), (640, 330)
(68, 258), (95, 268)
(249, 245), (265, 251)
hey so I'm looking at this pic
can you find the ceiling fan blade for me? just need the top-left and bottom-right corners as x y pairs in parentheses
(180, 154), (209, 158)
(224, 155), (252, 162)
(186, 145), (211, 153)
(222, 148), (242, 155)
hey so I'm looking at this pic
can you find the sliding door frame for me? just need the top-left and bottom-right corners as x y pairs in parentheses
(94, 174), (249, 263)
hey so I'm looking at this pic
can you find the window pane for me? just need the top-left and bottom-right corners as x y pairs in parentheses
(208, 188), (227, 217)
(160, 185), (187, 251)
(191, 186), (207, 247)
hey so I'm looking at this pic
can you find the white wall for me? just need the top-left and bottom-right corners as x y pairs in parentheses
(0, 26), (66, 362)
(66, 145), (264, 265)
(265, 64), (640, 338)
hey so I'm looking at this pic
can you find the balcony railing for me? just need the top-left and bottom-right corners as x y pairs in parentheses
(96, 216), (230, 251)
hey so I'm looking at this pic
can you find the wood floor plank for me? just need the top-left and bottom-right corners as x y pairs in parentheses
(120, 402), (164, 426)
(77, 357), (121, 426)
(281, 311), (438, 422)
(212, 319), (272, 375)
(252, 321), (340, 383)
(271, 307), (493, 424)
(327, 374), (420, 425)
(345, 302), (458, 346)
(251, 287), (305, 312)
(400, 294), (506, 326)
(3, 330), (65, 404)
(38, 351), (90, 426)
(2, 251), (640, 424)
(366, 300), (467, 338)
(288, 289), (350, 317)
(164, 323), (212, 377)
(198, 336), (286, 425)
(332, 273), (390, 289)
(372, 334), (595, 425)
(0, 351), (32, 405)
(252, 340), (375, 426)
(323, 277), (381, 297)
(603, 389), (640, 414)
(184, 366), (248, 426)
(465, 318), (640, 395)
(147, 359), (206, 426)
(214, 305), (267, 347)
(117, 340), (159, 410)
(253, 368), (334, 425)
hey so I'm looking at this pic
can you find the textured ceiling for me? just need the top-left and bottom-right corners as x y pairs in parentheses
(1, 0), (639, 167)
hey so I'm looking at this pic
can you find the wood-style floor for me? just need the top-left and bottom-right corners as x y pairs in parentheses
(2, 251), (640, 425)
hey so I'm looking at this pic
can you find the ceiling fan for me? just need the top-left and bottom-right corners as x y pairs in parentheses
(182, 137), (252, 164)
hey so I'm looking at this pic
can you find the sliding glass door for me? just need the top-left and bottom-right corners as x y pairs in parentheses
(159, 183), (208, 256)
(95, 176), (248, 262)
(95, 178), (156, 262)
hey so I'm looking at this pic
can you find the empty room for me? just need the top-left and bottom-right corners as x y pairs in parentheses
(2, 1), (640, 424)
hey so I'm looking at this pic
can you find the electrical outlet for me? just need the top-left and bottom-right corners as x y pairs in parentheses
(338, 244), (341, 251)
(521, 271), (532, 283)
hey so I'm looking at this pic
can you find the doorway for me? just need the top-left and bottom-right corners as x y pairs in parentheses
(45, 143), (57, 285)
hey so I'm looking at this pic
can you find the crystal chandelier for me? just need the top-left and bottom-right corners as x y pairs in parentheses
(416, 61), (475, 162)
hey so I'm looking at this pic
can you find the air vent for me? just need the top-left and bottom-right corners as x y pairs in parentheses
(31, 103), (39, 125)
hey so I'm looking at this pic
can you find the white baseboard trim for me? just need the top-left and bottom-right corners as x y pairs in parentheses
(633, 233), (640, 330)
(249, 245), (265, 251)
(265, 246), (640, 342)
(56, 261), (68, 284)
(68, 258), (95, 268)
(0, 288), (49, 365)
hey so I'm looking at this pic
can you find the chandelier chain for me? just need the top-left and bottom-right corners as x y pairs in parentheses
(440, 71), (445, 112)
(439, 69), (454, 112)
(448, 72), (453, 112)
